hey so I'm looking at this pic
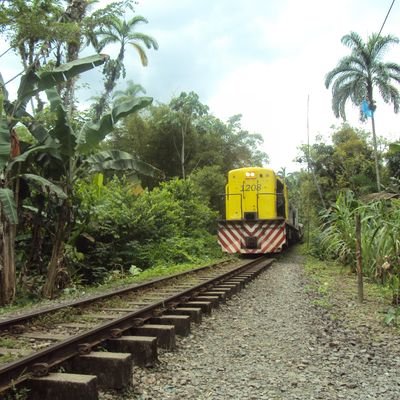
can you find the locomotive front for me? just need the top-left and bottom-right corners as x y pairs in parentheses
(217, 167), (293, 254)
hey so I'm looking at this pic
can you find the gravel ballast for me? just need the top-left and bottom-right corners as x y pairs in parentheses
(102, 251), (400, 399)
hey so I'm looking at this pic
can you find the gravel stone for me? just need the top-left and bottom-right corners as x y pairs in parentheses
(101, 252), (400, 399)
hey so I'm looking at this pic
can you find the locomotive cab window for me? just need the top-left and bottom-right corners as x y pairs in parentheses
(276, 179), (286, 218)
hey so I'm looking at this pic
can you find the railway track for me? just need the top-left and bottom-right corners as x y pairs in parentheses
(0, 256), (274, 399)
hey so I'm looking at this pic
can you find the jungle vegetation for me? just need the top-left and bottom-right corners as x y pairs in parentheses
(305, 31), (400, 305)
(0, 1), (267, 306)
(0, 3), (399, 310)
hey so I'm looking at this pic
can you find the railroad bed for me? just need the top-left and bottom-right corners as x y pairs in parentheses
(127, 252), (400, 399)
(0, 257), (274, 399)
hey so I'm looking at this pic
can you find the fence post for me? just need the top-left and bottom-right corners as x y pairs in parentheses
(355, 213), (364, 303)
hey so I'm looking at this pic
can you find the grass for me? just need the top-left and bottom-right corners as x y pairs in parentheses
(63, 255), (233, 300)
(0, 338), (30, 366)
(0, 353), (19, 364)
(97, 256), (233, 287)
(303, 252), (398, 332)
(3, 386), (30, 400)
(0, 299), (39, 317)
(0, 337), (23, 349)
(303, 255), (336, 309)
(34, 307), (80, 327)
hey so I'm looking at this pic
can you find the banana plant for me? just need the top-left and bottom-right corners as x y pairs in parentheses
(39, 88), (161, 298)
(0, 54), (109, 305)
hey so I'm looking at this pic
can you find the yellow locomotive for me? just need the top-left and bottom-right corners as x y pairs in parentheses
(217, 167), (302, 254)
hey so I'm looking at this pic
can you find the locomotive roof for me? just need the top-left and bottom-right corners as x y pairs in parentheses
(228, 167), (276, 174)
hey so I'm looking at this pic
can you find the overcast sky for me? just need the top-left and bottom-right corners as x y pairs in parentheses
(2, 0), (400, 172)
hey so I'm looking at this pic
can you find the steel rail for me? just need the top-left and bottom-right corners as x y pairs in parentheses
(0, 258), (241, 331)
(0, 257), (273, 393)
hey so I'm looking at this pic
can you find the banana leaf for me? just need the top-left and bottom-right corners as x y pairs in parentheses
(0, 188), (17, 225)
(6, 145), (54, 173)
(17, 54), (108, 113)
(46, 88), (75, 156)
(38, 54), (108, 90)
(0, 72), (8, 101)
(21, 173), (67, 199)
(0, 117), (10, 171)
(87, 150), (162, 178)
(77, 97), (153, 154)
(14, 123), (38, 145)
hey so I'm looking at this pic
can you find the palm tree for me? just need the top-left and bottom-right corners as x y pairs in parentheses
(93, 15), (158, 120)
(112, 79), (146, 106)
(325, 32), (400, 191)
(61, 0), (95, 112)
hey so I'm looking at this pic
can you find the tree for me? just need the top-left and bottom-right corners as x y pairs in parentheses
(93, 15), (158, 119)
(325, 32), (400, 191)
(387, 142), (400, 178)
(0, 0), (65, 112)
(0, 53), (161, 302)
(105, 96), (269, 180)
(296, 125), (376, 205)
(189, 165), (226, 216)
(0, 0), (133, 113)
(112, 79), (146, 106)
(0, 54), (108, 304)
(331, 126), (375, 193)
(60, 0), (92, 110)
(222, 114), (268, 169)
(0, 1), (160, 302)
(169, 92), (209, 179)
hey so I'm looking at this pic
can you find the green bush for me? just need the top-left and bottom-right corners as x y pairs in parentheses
(189, 165), (226, 217)
(72, 176), (221, 283)
(316, 190), (400, 300)
(135, 233), (221, 267)
(318, 191), (359, 266)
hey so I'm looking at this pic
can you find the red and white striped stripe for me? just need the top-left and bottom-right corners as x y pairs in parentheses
(217, 221), (286, 254)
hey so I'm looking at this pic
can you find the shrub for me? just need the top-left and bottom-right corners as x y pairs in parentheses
(318, 191), (359, 267)
(316, 190), (400, 300)
(72, 176), (221, 283)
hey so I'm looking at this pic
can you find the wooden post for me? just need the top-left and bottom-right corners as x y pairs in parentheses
(355, 213), (364, 303)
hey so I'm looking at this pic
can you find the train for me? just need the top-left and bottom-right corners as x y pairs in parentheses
(217, 167), (302, 254)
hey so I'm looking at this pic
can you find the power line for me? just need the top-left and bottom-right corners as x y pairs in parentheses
(378, 0), (396, 37)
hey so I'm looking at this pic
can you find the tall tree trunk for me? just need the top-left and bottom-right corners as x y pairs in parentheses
(42, 202), (68, 299)
(310, 165), (326, 209)
(0, 150), (20, 306)
(355, 213), (364, 303)
(95, 52), (124, 121)
(181, 126), (185, 179)
(0, 216), (16, 305)
(62, 0), (89, 114)
(370, 114), (381, 192)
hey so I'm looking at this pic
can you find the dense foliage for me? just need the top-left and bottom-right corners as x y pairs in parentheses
(104, 94), (268, 182)
(296, 121), (400, 303)
(312, 191), (400, 302)
(297, 124), (383, 207)
(1, 4), (400, 310)
(72, 177), (221, 283)
(312, 31), (400, 305)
